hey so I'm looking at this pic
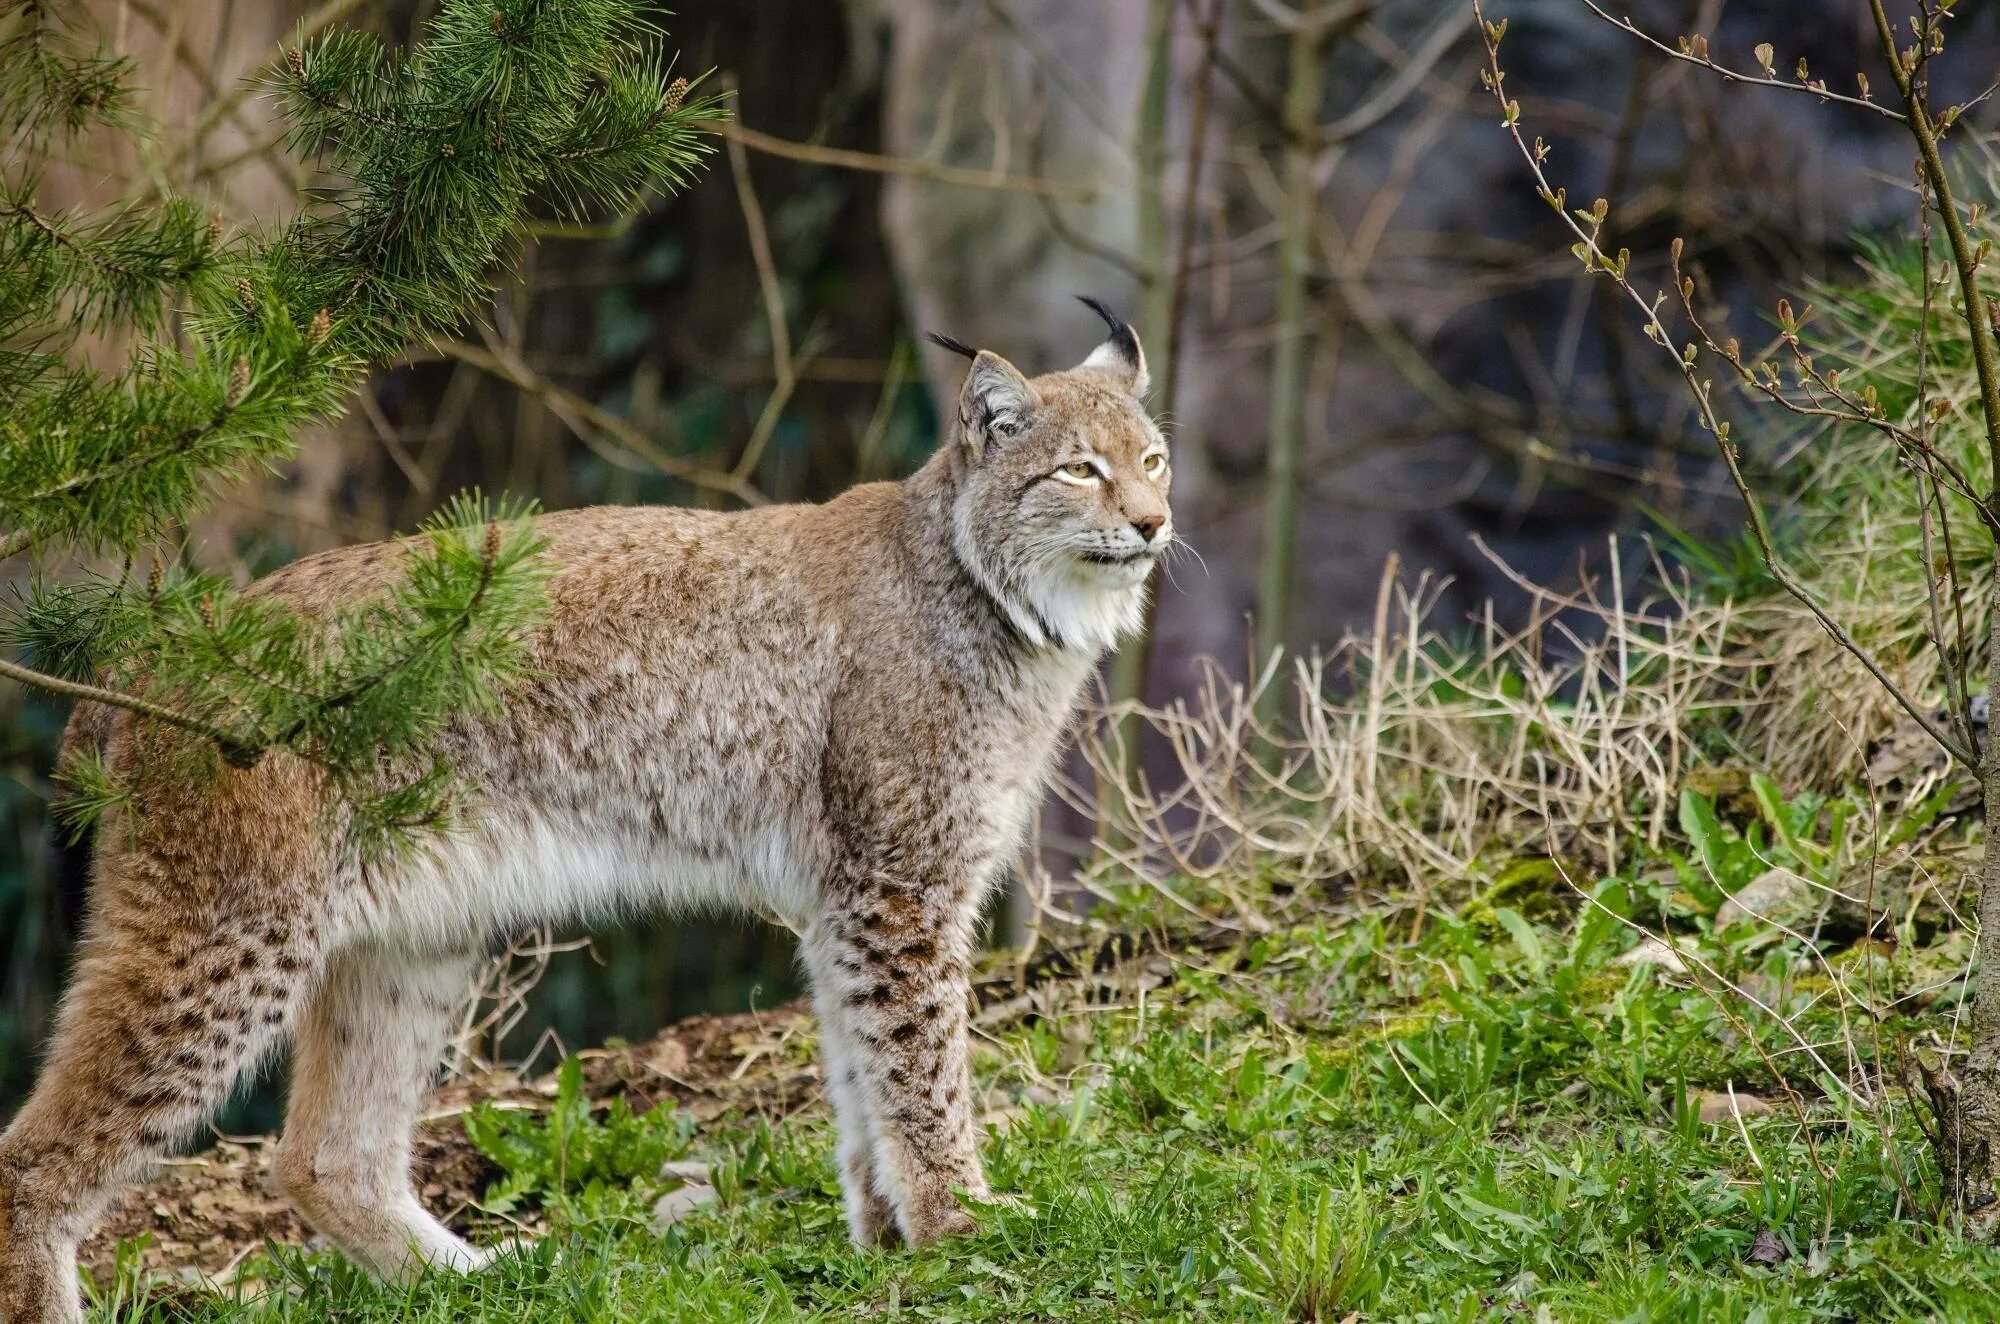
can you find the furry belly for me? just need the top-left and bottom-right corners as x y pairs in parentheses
(349, 811), (823, 954)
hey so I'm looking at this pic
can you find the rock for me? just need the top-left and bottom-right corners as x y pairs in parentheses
(651, 1157), (718, 1231)
(1715, 868), (1816, 932)
(1615, 935), (1689, 975)
(651, 1181), (719, 1231)
(658, 1159), (710, 1185)
(1695, 1089), (1774, 1124)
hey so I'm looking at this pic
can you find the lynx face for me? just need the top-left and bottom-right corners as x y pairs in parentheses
(944, 307), (1173, 654)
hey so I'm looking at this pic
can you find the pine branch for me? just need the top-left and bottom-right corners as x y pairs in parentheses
(0, 191), (217, 341)
(2, 0), (723, 551)
(1, 0), (723, 848)
(0, 0), (131, 144)
(11, 494), (550, 829)
(0, 651), (256, 763)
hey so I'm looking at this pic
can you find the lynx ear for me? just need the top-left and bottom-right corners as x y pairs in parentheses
(1074, 295), (1148, 396)
(946, 345), (1038, 454)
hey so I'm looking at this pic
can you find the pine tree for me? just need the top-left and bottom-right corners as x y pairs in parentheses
(0, 0), (721, 850)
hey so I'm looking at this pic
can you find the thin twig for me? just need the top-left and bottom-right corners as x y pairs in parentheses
(1580, 0), (1905, 123)
(429, 340), (766, 506)
(724, 123), (795, 484)
(1661, 251), (2000, 538)
(1866, 0), (2000, 493)
(713, 120), (1097, 203)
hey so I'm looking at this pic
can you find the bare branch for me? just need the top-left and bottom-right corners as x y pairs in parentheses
(1317, 6), (1465, 146)
(713, 121), (1097, 204)
(1472, 2), (1976, 771)
(1579, 1), (1906, 123)
(724, 123), (797, 484)
(429, 339), (767, 507)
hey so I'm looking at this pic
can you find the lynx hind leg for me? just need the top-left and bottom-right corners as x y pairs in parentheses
(0, 879), (317, 1324)
(274, 944), (491, 1280)
(807, 896), (985, 1248)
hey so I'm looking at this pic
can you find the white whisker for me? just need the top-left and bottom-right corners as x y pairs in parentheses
(1164, 538), (1208, 579)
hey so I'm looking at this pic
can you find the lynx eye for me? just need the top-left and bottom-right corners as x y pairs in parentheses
(1142, 452), (1167, 477)
(1056, 460), (1100, 483)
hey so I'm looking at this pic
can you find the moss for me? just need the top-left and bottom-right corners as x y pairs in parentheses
(1461, 855), (1572, 936)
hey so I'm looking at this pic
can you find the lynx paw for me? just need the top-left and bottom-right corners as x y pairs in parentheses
(900, 1197), (978, 1246)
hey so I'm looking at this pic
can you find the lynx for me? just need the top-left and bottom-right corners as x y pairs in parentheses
(0, 300), (1173, 1322)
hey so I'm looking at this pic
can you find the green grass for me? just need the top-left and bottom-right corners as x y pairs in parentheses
(86, 850), (2000, 1322)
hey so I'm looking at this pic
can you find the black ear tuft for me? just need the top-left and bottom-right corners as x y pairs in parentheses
(926, 331), (980, 360)
(1076, 295), (1140, 364)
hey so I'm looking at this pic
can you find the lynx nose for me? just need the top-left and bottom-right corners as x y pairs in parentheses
(1131, 514), (1164, 543)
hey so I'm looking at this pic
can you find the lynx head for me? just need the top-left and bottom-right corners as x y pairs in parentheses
(932, 298), (1174, 656)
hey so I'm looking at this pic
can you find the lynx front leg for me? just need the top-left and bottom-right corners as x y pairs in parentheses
(806, 986), (903, 1248)
(807, 886), (985, 1247)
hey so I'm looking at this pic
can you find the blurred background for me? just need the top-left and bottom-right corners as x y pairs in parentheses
(4, 0), (1997, 1115)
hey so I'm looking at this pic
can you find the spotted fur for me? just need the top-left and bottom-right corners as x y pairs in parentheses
(0, 313), (1172, 1321)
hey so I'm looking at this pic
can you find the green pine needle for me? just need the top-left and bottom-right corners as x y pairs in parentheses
(2, 0), (721, 855)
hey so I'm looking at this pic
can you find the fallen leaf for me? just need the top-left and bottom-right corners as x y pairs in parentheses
(1746, 1227), (1789, 1265)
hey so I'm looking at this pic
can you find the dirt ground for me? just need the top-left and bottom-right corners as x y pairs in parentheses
(81, 1001), (820, 1287)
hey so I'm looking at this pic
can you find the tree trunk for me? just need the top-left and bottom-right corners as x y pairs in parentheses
(1107, 0), (1176, 716)
(1253, 6), (1324, 707)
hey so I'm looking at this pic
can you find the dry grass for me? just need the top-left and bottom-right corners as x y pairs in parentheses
(1066, 541), (1765, 912)
(1062, 522), (1975, 939)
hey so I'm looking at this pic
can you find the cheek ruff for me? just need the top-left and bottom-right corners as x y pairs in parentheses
(952, 500), (1153, 654)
